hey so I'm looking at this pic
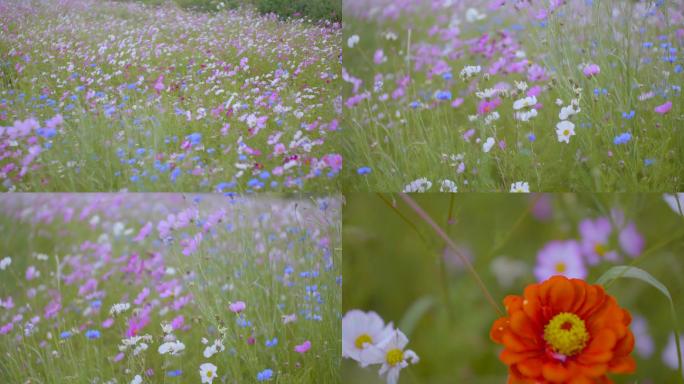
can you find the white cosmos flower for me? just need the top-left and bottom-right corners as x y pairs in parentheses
(460, 65), (481, 79)
(109, 303), (130, 316)
(130, 375), (142, 384)
(559, 104), (581, 120)
(0, 257), (11, 270)
(556, 120), (576, 143)
(465, 8), (486, 22)
(440, 179), (458, 193)
(359, 329), (419, 384)
(514, 81), (528, 91)
(482, 137), (495, 153)
(512, 95), (537, 110)
(515, 108), (538, 122)
(510, 181), (530, 193)
(347, 35), (360, 48)
(342, 310), (394, 362)
(203, 339), (225, 358)
(158, 340), (185, 355)
(663, 193), (684, 215)
(199, 362), (218, 384)
(402, 178), (432, 193)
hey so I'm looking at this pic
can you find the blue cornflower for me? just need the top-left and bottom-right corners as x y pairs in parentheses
(257, 369), (273, 381)
(622, 110), (635, 120)
(357, 167), (372, 175)
(60, 331), (72, 339)
(265, 337), (278, 347)
(644, 159), (655, 166)
(442, 72), (453, 80)
(527, 133), (536, 142)
(85, 329), (100, 339)
(613, 132), (632, 145)
(435, 90), (452, 100)
(186, 132), (202, 145)
(167, 370), (182, 377)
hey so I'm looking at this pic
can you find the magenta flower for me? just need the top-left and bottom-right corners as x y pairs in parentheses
(373, 49), (385, 65)
(618, 222), (644, 257)
(654, 101), (672, 114)
(294, 340), (311, 354)
(477, 97), (501, 115)
(533, 240), (586, 281)
(229, 301), (246, 313)
(582, 63), (600, 78)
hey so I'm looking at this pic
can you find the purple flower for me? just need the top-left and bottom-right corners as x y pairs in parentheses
(229, 301), (246, 313)
(618, 222), (644, 257)
(631, 314), (654, 358)
(579, 217), (618, 265)
(582, 63), (600, 78)
(534, 240), (586, 282)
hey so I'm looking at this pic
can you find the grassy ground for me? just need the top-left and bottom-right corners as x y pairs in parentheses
(0, 0), (341, 192)
(0, 194), (341, 383)
(342, 0), (683, 192)
(343, 193), (684, 383)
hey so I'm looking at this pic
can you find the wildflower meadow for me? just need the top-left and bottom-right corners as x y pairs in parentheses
(0, 193), (341, 383)
(343, 193), (684, 383)
(0, 0), (341, 192)
(342, 0), (684, 192)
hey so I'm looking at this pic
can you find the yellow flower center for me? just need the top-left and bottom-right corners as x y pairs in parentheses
(555, 262), (566, 273)
(543, 312), (589, 356)
(563, 129), (569, 136)
(207, 371), (213, 378)
(386, 348), (404, 366)
(355, 333), (372, 349)
(594, 243), (606, 256)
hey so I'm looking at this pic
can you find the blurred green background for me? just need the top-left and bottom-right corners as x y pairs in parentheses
(343, 193), (684, 383)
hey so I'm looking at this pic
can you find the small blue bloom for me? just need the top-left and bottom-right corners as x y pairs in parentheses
(442, 72), (453, 80)
(435, 90), (452, 100)
(265, 337), (278, 347)
(527, 133), (536, 142)
(622, 110), (635, 120)
(257, 369), (273, 381)
(85, 329), (100, 339)
(166, 370), (182, 377)
(613, 132), (632, 145)
(186, 132), (202, 145)
(60, 331), (72, 339)
(357, 167), (372, 175)
(644, 159), (654, 166)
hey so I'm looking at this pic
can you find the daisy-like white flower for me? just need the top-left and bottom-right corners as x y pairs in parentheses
(533, 240), (586, 281)
(0, 257), (11, 270)
(439, 179), (458, 193)
(460, 65), (481, 80)
(559, 104), (581, 120)
(512, 95), (537, 110)
(510, 181), (529, 193)
(199, 362), (218, 384)
(203, 339), (225, 358)
(514, 108), (538, 122)
(109, 303), (130, 316)
(555, 120), (575, 143)
(158, 340), (185, 355)
(359, 329), (419, 384)
(482, 137), (495, 153)
(130, 375), (142, 384)
(402, 178), (432, 193)
(342, 310), (394, 362)
(465, 8), (486, 22)
(347, 35), (360, 48)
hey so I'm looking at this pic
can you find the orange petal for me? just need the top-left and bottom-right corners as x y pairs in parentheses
(542, 361), (572, 383)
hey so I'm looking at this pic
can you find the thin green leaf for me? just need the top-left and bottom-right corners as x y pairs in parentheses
(596, 266), (683, 382)
(398, 296), (434, 338)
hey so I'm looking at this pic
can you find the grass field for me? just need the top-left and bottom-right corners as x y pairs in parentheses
(0, 193), (341, 383)
(342, 0), (684, 192)
(343, 193), (684, 383)
(0, 0), (341, 192)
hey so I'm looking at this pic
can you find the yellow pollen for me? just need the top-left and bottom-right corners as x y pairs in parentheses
(355, 334), (372, 349)
(563, 129), (569, 136)
(386, 348), (404, 366)
(555, 262), (566, 273)
(207, 371), (213, 378)
(594, 243), (606, 256)
(543, 312), (589, 356)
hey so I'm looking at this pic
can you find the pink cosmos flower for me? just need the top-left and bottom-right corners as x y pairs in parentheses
(534, 240), (586, 281)
(582, 63), (600, 77)
(618, 222), (644, 257)
(654, 101), (672, 114)
(451, 98), (464, 108)
(579, 217), (618, 265)
(229, 301), (246, 313)
(294, 340), (311, 354)
(477, 97), (501, 115)
(373, 49), (385, 65)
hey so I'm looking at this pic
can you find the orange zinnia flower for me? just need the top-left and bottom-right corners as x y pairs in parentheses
(490, 275), (635, 384)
